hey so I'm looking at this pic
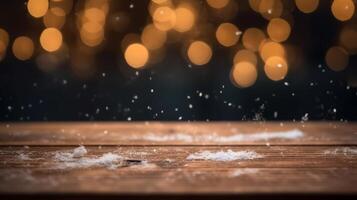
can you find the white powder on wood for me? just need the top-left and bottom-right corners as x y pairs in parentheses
(72, 146), (87, 158)
(54, 147), (123, 169)
(186, 149), (263, 161)
(324, 147), (357, 156)
(230, 168), (260, 177)
(139, 129), (303, 143)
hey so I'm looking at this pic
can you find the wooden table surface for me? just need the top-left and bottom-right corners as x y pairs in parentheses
(0, 122), (357, 200)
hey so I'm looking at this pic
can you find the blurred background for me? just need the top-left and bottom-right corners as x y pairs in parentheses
(0, 0), (356, 121)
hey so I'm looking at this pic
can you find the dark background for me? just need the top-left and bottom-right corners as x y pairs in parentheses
(0, 0), (356, 121)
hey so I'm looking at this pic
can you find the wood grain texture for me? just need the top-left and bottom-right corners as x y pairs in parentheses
(0, 122), (356, 145)
(0, 122), (356, 198)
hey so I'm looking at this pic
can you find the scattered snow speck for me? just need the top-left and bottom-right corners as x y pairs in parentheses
(186, 150), (262, 161)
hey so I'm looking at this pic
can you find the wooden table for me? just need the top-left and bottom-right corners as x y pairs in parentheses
(0, 122), (356, 200)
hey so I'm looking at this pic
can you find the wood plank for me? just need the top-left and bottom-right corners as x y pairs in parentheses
(0, 146), (356, 194)
(0, 122), (356, 145)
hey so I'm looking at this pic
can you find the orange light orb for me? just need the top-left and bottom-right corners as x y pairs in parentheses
(231, 62), (258, 88)
(295, 0), (319, 13)
(141, 24), (167, 50)
(233, 49), (257, 66)
(174, 7), (195, 32)
(40, 28), (63, 52)
(331, 0), (355, 21)
(206, 0), (230, 9)
(187, 41), (212, 66)
(259, 0), (284, 20)
(267, 18), (291, 42)
(264, 56), (288, 81)
(325, 46), (349, 71)
(242, 28), (266, 52)
(259, 40), (286, 61)
(124, 43), (149, 69)
(216, 23), (240, 47)
(339, 26), (357, 55)
(153, 6), (176, 31)
(43, 10), (66, 29)
(12, 36), (34, 61)
(27, 0), (49, 18)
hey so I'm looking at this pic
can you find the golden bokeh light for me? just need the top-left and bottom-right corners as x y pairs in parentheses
(121, 33), (141, 53)
(259, 0), (284, 20)
(242, 28), (266, 52)
(187, 41), (212, 66)
(27, 0), (49, 18)
(231, 62), (258, 88)
(152, 0), (168, 5)
(50, 0), (73, 16)
(325, 46), (349, 71)
(267, 18), (291, 42)
(249, 0), (260, 12)
(295, 0), (319, 13)
(80, 22), (104, 47)
(124, 43), (149, 69)
(264, 56), (288, 81)
(84, 8), (106, 24)
(43, 9), (66, 29)
(216, 23), (240, 47)
(0, 41), (6, 61)
(174, 7), (195, 33)
(233, 49), (257, 66)
(40, 28), (63, 52)
(260, 40), (286, 61)
(141, 24), (167, 50)
(206, 0), (230, 9)
(12, 36), (34, 61)
(331, 0), (355, 21)
(153, 6), (176, 31)
(0, 28), (9, 47)
(339, 26), (357, 55)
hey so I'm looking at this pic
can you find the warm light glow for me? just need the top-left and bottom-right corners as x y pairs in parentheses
(242, 28), (266, 52)
(249, 0), (260, 12)
(259, 40), (286, 61)
(325, 46), (349, 71)
(0, 41), (6, 61)
(80, 22), (104, 47)
(206, 0), (230, 9)
(84, 8), (106, 24)
(267, 18), (291, 42)
(339, 26), (357, 54)
(264, 56), (288, 81)
(153, 6), (176, 31)
(40, 28), (63, 52)
(259, 0), (283, 20)
(174, 7), (195, 32)
(187, 41), (212, 66)
(27, 0), (49, 18)
(43, 9), (66, 29)
(12, 36), (34, 61)
(295, 0), (319, 13)
(233, 49), (257, 66)
(152, 0), (168, 4)
(124, 43), (149, 69)
(331, 0), (355, 21)
(216, 23), (240, 47)
(141, 24), (167, 50)
(0, 28), (9, 47)
(231, 61), (257, 88)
